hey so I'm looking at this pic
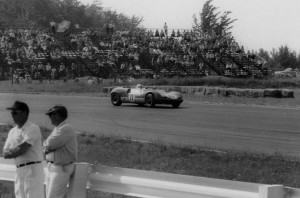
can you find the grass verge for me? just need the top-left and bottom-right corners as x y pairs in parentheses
(0, 126), (300, 197)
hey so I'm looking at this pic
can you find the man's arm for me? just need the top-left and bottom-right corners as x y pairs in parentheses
(43, 142), (52, 154)
(3, 148), (14, 159)
(3, 142), (31, 159)
(44, 126), (73, 152)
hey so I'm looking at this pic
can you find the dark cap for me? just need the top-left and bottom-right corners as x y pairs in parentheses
(7, 101), (29, 114)
(46, 105), (68, 118)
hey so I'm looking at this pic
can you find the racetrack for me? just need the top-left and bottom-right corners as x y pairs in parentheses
(0, 93), (300, 157)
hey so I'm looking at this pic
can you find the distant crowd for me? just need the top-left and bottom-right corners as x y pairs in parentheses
(0, 25), (267, 83)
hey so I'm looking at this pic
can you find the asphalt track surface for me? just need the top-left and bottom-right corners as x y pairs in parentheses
(0, 93), (300, 157)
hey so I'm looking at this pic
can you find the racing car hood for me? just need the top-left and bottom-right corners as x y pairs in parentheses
(162, 91), (183, 99)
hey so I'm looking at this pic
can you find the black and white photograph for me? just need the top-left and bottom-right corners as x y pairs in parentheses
(0, 0), (300, 197)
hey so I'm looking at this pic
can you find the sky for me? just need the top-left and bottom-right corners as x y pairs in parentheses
(79, 0), (300, 54)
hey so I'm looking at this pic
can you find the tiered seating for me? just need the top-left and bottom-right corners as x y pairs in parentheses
(0, 27), (268, 80)
(225, 51), (265, 78)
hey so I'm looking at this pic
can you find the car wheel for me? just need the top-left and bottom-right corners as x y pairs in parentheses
(172, 103), (180, 108)
(145, 94), (155, 107)
(111, 93), (122, 106)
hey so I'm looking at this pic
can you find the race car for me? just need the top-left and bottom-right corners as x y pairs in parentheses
(110, 84), (183, 108)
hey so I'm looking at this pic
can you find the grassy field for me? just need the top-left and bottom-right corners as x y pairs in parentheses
(0, 77), (300, 197)
(1, 129), (300, 197)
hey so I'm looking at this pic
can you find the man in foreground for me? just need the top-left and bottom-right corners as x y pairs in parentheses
(43, 105), (78, 198)
(3, 101), (45, 198)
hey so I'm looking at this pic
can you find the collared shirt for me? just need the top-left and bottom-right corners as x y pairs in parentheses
(44, 121), (78, 165)
(3, 121), (44, 166)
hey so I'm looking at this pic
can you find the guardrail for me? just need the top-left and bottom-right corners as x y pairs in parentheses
(1, 158), (300, 198)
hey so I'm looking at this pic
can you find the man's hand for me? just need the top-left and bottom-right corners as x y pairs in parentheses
(43, 146), (51, 154)
(3, 148), (16, 159)
(3, 142), (31, 159)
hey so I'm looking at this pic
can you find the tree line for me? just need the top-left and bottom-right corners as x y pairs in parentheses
(257, 46), (300, 71)
(0, 0), (143, 31)
(193, 0), (300, 71)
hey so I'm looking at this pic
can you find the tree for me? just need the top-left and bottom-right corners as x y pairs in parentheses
(270, 45), (298, 70)
(193, 0), (237, 36)
(84, 1), (103, 28)
(0, 0), (143, 32)
(297, 54), (300, 69)
(257, 48), (271, 63)
(0, 0), (35, 26)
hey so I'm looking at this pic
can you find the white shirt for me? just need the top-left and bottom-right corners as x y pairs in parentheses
(3, 121), (44, 166)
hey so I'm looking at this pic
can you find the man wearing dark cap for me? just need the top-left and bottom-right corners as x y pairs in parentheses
(43, 105), (78, 198)
(3, 101), (45, 198)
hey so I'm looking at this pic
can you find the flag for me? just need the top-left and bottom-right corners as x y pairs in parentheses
(57, 20), (71, 32)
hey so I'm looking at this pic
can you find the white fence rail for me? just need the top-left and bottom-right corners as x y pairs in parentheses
(1, 158), (300, 198)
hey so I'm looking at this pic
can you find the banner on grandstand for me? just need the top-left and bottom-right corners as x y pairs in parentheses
(57, 20), (71, 32)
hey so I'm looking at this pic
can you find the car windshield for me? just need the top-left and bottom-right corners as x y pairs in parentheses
(155, 89), (167, 94)
(131, 88), (145, 94)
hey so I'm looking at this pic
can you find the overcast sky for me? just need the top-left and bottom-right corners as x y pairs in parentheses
(79, 0), (300, 54)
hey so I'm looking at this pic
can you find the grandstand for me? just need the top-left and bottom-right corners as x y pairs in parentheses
(0, 27), (268, 82)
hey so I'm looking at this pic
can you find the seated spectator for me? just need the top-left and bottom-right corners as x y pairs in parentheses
(155, 29), (160, 37)
(160, 30), (165, 37)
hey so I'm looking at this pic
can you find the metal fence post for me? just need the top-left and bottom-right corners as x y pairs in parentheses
(259, 185), (284, 198)
(67, 162), (90, 198)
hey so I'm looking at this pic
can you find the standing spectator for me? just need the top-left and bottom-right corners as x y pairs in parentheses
(65, 65), (70, 81)
(70, 63), (77, 79)
(163, 22), (168, 36)
(37, 62), (45, 82)
(108, 21), (116, 35)
(51, 66), (57, 80)
(3, 101), (45, 198)
(24, 72), (32, 83)
(59, 63), (66, 80)
(50, 20), (56, 35)
(43, 105), (78, 198)
(30, 63), (37, 78)
(45, 62), (52, 82)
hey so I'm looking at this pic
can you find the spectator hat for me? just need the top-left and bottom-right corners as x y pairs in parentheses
(7, 101), (29, 114)
(46, 105), (68, 118)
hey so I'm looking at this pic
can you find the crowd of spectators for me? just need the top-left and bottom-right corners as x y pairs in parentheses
(106, 28), (267, 78)
(0, 25), (267, 83)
